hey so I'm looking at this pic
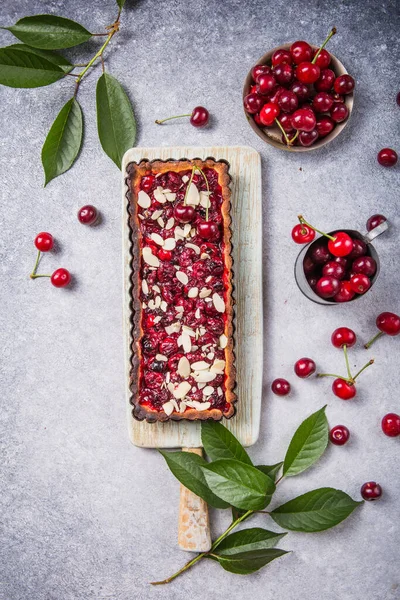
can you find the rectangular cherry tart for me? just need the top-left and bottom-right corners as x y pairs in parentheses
(126, 158), (236, 422)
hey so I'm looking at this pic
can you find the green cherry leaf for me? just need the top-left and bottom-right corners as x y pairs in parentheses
(0, 46), (65, 88)
(201, 421), (252, 465)
(3, 15), (92, 50)
(5, 44), (73, 73)
(214, 548), (289, 575)
(215, 528), (287, 556)
(201, 459), (275, 511)
(116, 0), (127, 9)
(158, 450), (229, 509)
(256, 463), (283, 481)
(96, 72), (136, 168)
(283, 406), (328, 477)
(41, 97), (83, 186)
(270, 487), (363, 532)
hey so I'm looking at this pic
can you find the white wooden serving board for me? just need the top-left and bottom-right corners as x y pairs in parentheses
(122, 146), (262, 448)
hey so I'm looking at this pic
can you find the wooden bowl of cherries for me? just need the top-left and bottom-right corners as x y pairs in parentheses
(243, 28), (355, 150)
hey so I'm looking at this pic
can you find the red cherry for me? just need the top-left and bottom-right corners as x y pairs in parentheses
(381, 413), (400, 437)
(350, 273), (371, 294)
(312, 92), (334, 113)
(34, 232), (54, 252)
(244, 93), (263, 114)
(332, 378), (356, 400)
(376, 312), (400, 336)
(327, 232), (353, 257)
(330, 104), (349, 123)
(313, 48), (331, 69)
(291, 107), (316, 132)
(330, 425), (350, 445)
(316, 116), (335, 137)
(352, 256), (376, 276)
(315, 68), (335, 92)
(290, 40), (313, 64)
(331, 327), (356, 348)
(303, 256), (315, 275)
(251, 64), (271, 81)
(273, 63), (294, 85)
(271, 378), (291, 396)
(296, 62), (321, 84)
(78, 204), (98, 225)
(299, 129), (319, 147)
(190, 106), (209, 127)
(322, 261), (345, 280)
(277, 113), (295, 133)
(291, 224), (315, 244)
(141, 175), (155, 192)
(290, 81), (310, 101)
(271, 49), (292, 66)
(348, 238), (367, 259)
(278, 90), (298, 113)
(361, 482), (382, 501)
(51, 268), (71, 288)
(173, 203), (195, 223)
(294, 357), (316, 378)
(254, 112), (262, 126)
(198, 221), (220, 241)
(259, 102), (280, 126)
(333, 280), (355, 303)
(158, 249), (172, 261)
(268, 86), (285, 105)
(316, 276), (340, 298)
(366, 214), (387, 231)
(256, 74), (277, 95)
(377, 148), (398, 167)
(310, 242), (331, 264)
(333, 75), (355, 95)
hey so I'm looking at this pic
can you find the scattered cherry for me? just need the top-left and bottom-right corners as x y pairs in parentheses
(292, 224), (315, 244)
(360, 482), (382, 501)
(34, 232), (54, 252)
(348, 238), (367, 259)
(350, 273), (371, 294)
(316, 276), (340, 298)
(51, 268), (71, 288)
(278, 90), (298, 113)
(381, 413), (400, 437)
(377, 148), (398, 167)
(155, 106), (209, 128)
(271, 378), (291, 396)
(331, 327), (356, 348)
(332, 378), (356, 400)
(174, 203), (195, 223)
(294, 357), (316, 378)
(290, 81), (310, 101)
(365, 312), (400, 348)
(78, 205), (98, 225)
(278, 113), (295, 132)
(330, 425), (350, 445)
(366, 214), (386, 232)
(333, 74), (355, 95)
(310, 242), (331, 264)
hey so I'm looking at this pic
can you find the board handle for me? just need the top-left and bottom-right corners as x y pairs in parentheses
(178, 447), (211, 552)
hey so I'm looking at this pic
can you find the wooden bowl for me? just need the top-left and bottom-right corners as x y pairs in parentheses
(243, 43), (354, 152)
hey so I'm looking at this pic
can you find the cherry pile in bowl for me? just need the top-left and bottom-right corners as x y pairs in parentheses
(243, 28), (355, 148)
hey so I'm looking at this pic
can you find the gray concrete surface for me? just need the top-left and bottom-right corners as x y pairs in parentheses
(1, 1), (399, 599)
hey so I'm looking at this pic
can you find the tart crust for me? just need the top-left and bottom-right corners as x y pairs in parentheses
(126, 158), (236, 422)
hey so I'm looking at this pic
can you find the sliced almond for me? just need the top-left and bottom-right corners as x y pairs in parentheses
(175, 305), (184, 313)
(182, 325), (196, 337)
(200, 253), (210, 260)
(141, 279), (149, 295)
(193, 371), (217, 383)
(199, 287), (211, 298)
(195, 307), (201, 319)
(165, 371), (171, 384)
(138, 214), (145, 221)
(200, 192), (211, 208)
(165, 321), (181, 335)
(160, 301), (167, 312)
(211, 359), (225, 374)
(165, 217), (175, 230)
(154, 187), (167, 203)
(150, 233), (164, 246)
(163, 238), (176, 251)
(212, 292), (225, 313)
(219, 334), (228, 349)
(151, 209), (163, 220)
(165, 192), (176, 202)
(191, 361), (210, 371)
(179, 401), (187, 413)
(186, 243), (200, 255)
(153, 316), (162, 324)
(138, 190), (151, 208)
(205, 276), (212, 283)
(204, 297), (212, 303)
(203, 386), (214, 397)
(192, 401), (211, 412)
(154, 295), (161, 308)
(156, 354), (168, 362)
(188, 287), (199, 298)
(186, 182), (200, 205)
(181, 333), (192, 353)
(142, 247), (160, 267)
(178, 356), (191, 378)
(172, 381), (191, 400)
(183, 223), (191, 237)
(148, 299), (156, 310)
(142, 302), (147, 309)
(176, 271), (189, 285)
(207, 352), (215, 360)
(157, 217), (165, 228)
(163, 401), (175, 416)
(153, 284), (161, 293)
(170, 398), (179, 412)
(182, 175), (189, 183)
(199, 327), (206, 336)
(197, 382), (206, 390)
(217, 386), (223, 397)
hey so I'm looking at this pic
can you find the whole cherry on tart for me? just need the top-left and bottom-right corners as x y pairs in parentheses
(330, 425), (350, 445)
(51, 268), (71, 288)
(198, 221), (220, 241)
(155, 106), (209, 128)
(331, 327), (356, 348)
(366, 214), (387, 231)
(294, 357), (316, 378)
(174, 202), (195, 223)
(141, 174), (155, 192)
(360, 482), (382, 501)
(381, 413), (400, 437)
(78, 205), (98, 225)
(365, 311), (400, 348)
(271, 378), (291, 396)
(377, 148), (398, 167)
(34, 232), (54, 252)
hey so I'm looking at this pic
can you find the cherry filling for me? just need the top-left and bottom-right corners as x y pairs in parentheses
(137, 167), (230, 415)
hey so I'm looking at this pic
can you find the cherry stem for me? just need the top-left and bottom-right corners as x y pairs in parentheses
(274, 119), (299, 147)
(343, 345), (352, 380)
(150, 509), (253, 585)
(155, 113), (191, 125)
(194, 165), (211, 221)
(30, 274), (51, 279)
(317, 373), (350, 381)
(353, 359), (374, 381)
(312, 27), (337, 64)
(364, 331), (384, 349)
(30, 250), (42, 278)
(297, 215), (336, 241)
(182, 166), (196, 206)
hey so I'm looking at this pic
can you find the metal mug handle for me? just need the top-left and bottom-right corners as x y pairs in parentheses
(364, 220), (389, 243)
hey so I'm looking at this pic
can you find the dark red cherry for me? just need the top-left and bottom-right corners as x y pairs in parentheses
(174, 203), (195, 223)
(244, 93), (263, 114)
(291, 107), (316, 132)
(330, 104), (349, 123)
(361, 482), (382, 501)
(366, 214), (386, 231)
(268, 86), (284, 105)
(277, 113), (295, 133)
(315, 68), (335, 92)
(381, 413), (400, 437)
(303, 255), (315, 275)
(332, 378), (356, 400)
(271, 378), (291, 396)
(313, 48), (331, 69)
(141, 174), (155, 192)
(278, 90), (298, 113)
(190, 106), (209, 127)
(296, 62), (320, 84)
(292, 224), (315, 244)
(256, 74), (277, 95)
(377, 148), (398, 167)
(307, 275), (318, 290)
(251, 64), (271, 81)
(322, 261), (345, 280)
(327, 232), (353, 257)
(294, 357), (316, 378)
(316, 116), (335, 137)
(333, 281), (355, 303)
(397, 91), (400, 106)
(310, 242), (331, 264)
(254, 112), (262, 126)
(350, 273), (371, 294)
(331, 327), (356, 348)
(330, 425), (350, 445)
(312, 92), (334, 113)
(259, 102), (280, 126)
(290, 40), (313, 64)
(376, 312), (400, 336)
(299, 129), (319, 147)
(281, 131), (298, 145)
(271, 49), (292, 66)
(198, 221), (220, 241)
(78, 204), (98, 225)
(34, 232), (54, 252)
(273, 63), (294, 85)
(290, 81), (310, 101)
(352, 256), (376, 277)
(331, 92), (345, 103)
(348, 238), (367, 259)
(316, 276), (340, 298)
(334, 74), (355, 95)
